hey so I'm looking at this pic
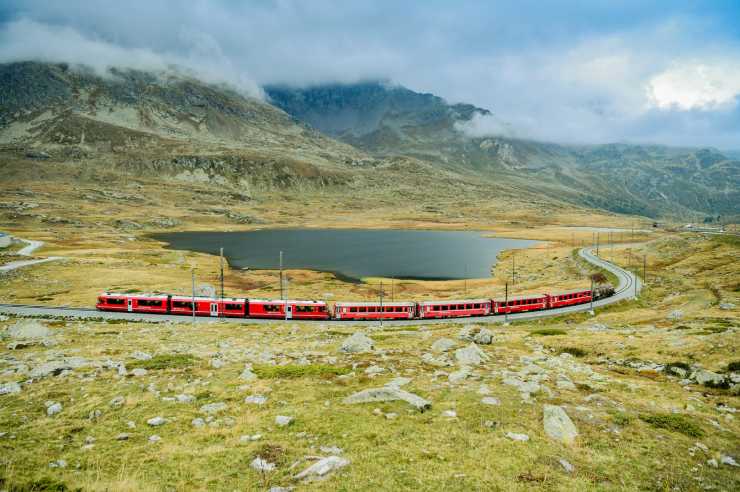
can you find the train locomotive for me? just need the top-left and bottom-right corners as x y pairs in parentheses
(96, 286), (613, 321)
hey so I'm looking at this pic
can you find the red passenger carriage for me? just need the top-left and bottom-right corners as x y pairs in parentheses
(418, 299), (492, 318)
(247, 299), (329, 320)
(547, 289), (592, 309)
(493, 294), (548, 314)
(334, 301), (416, 320)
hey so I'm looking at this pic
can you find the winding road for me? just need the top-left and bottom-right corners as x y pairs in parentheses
(0, 238), (64, 273)
(0, 246), (641, 325)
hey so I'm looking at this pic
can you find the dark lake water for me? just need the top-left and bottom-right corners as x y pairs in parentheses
(152, 229), (540, 282)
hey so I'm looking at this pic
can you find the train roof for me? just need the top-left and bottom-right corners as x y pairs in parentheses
(334, 301), (416, 307)
(418, 298), (491, 305)
(248, 298), (327, 305)
(170, 295), (246, 302)
(102, 292), (169, 299)
(493, 293), (549, 302)
(551, 289), (592, 296)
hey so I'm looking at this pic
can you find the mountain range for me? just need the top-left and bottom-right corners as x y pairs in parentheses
(1, 61), (737, 221)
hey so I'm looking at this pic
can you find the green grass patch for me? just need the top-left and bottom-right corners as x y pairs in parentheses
(127, 353), (199, 370)
(558, 346), (587, 357)
(728, 361), (740, 372)
(609, 411), (632, 427)
(639, 413), (704, 438)
(253, 363), (351, 379)
(665, 361), (691, 372)
(530, 328), (567, 336)
(1, 476), (80, 492)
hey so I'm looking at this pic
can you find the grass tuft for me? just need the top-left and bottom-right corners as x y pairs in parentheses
(728, 361), (740, 372)
(530, 328), (567, 336)
(559, 346), (587, 357)
(127, 353), (199, 370)
(253, 364), (351, 379)
(639, 413), (704, 438)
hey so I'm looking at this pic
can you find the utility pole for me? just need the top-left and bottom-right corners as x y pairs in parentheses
(589, 276), (594, 314)
(512, 253), (516, 286)
(191, 267), (196, 325)
(284, 274), (289, 321)
(279, 251), (283, 300)
(379, 280), (384, 329)
(596, 233), (600, 256)
(219, 247), (224, 317)
(391, 277), (394, 302)
(464, 264), (468, 296)
(643, 254), (647, 285)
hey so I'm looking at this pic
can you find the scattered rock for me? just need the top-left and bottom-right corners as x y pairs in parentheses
(481, 397), (500, 406)
(192, 418), (205, 428)
(240, 364), (257, 381)
(131, 351), (152, 361)
(109, 396), (125, 407)
(543, 405), (578, 445)
(448, 366), (471, 383)
(506, 432), (530, 442)
(558, 458), (574, 473)
(343, 386), (431, 411)
(275, 415), (294, 427)
(339, 332), (374, 353)
(431, 338), (456, 352)
(691, 369), (725, 386)
(175, 394), (195, 404)
(294, 456), (349, 481)
(149, 435), (161, 443)
(116, 433), (130, 441)
(210, 358), (225, 369)
(0, 382), (21, 395)
(48, 459), (67, 468)
(719, 302), (735, 311)
(421, 353), (452, 367)
(454, 343), (490, 366)
(250, 457), (276, 472)
(131, 368), (148, 377)
(364, 365), (385, 376)
(244, 395), (268, 405)
(240, 434), (262, 442)
(46, 402), (62, 416)
(200, 402), (227, 414)
(667, 310), (683, 321)
(25, 150), (50, 159)
(442, 410), (457, 418)
(320, 445), (343, 455)
(7, 320), (51, 339)
(147, 416), (166, 427)
(721, 454), (738, 467)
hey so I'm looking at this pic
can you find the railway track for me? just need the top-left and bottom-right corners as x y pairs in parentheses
(0, 247), (641, 326)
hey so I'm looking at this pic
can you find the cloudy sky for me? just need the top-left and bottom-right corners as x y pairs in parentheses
(1, 0), (739, 149)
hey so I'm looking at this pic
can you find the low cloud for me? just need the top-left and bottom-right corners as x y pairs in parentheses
(647, 61), (740, 111)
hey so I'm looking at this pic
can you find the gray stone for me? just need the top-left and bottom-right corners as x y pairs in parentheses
(240, 364), (257, 381)
(719, 302), (735, 311)
(0, 382), (21, 395)
(721, 454), (738, 467)
(442, 410), (457, 418)
(131, 351), (152, 361)
(364, 365), (385, 376)
(275, 415), (294, 427)
(7, 320), (51, 339)
(116, 433), (130, 441)
(454, 343), (490, 366)
(385, 377), (412, 388)
(340, 332), (374, 353)
(149, 434), (161, 442)
(421, 352), (452, 367)
(147, 416), (166, 426)
(481, 396), (500, 406)
(448, 366), (471, 383)
(175, 394), (195, 404)
(473, 328), (494, 345)
(431, 338), (456, 352)
(667, 310), (683, 321)
(558, 458), (575, 473)
(109, 396), (125, 407)
(320, 445), (343, 455)
(244, 395), (268, 405)
(295, 456), (349, 481)
(691, 369), (725, 386)
(506, 432), (530, 442)
(131, 368), (148, 377)
(210, 358), (225, 369)
(343, 386), (431, 411)
(250, 457), (276, 472)
(191, 418), (205, 428)
(49, 459), (67, 468)
(200, 402), (227, 414)
(543, 405), (578, 444)
(46, 402), (62, 416)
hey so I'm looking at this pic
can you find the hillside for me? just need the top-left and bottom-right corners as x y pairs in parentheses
(267, 82), (740, 220)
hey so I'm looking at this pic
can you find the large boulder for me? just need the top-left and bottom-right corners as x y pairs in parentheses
(691, 369), (726, 387)
(543, 405), (578, 444)
(343, 385), (431, 411)
(454, 343), (490, 366)
(339, 332), (374, 353)
(431, 338), (456, 353)
(7, 320), (51, 339)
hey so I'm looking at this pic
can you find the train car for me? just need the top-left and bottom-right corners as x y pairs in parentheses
(247, 299), (329, 320)
(97, 292), (170, 314)
(169, 295), (247, 317)
(334, 301), (416, 320)
(547, 289), (592, 309)
(418, 299), (492, 319)
(493, 294), (548, 314)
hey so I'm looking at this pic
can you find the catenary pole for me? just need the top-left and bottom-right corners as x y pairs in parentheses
(191, 268), (196, 325)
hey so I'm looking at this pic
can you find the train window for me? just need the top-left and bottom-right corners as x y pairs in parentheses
(107, 298), (125, 305)
(138, 299), (162, 307)
(360, 307), (367, 313)
(225, 303), (241, 310)
(264, 304), (280, 312)
(295, 306), (313, 312)
(173, 301), (191, 309)
(350, 307), (358, 313)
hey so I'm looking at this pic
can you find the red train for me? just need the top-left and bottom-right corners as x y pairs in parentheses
(97, 287), (608, 321)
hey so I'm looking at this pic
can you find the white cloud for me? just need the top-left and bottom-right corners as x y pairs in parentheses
(647, 62), (740, 111)
(454, 112), (515, 138)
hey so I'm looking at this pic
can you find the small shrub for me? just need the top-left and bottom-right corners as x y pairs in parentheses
(253, 364), (351, 379)
(665, 361), (690, 372)
(559, 347), (587, 357)
(128, 353), (199, 370)
(253, 443), (287, 465)
(639, 413), (704, 438)
(530, 329), (567, 336)
(727, 361), (740, 372)
(6, 476), (78, 491)
(610, 411), (631, 427)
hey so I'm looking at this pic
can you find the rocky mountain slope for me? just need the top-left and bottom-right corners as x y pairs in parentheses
(267, 82), (739, 220)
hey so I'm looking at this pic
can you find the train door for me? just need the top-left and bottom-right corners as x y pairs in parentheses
(286, 304), (293, 320)
(210, 303), (218, 317)
(127, 298), (133, 312)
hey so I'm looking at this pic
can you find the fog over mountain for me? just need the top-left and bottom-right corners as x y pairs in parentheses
(1, 0), (739, 148)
